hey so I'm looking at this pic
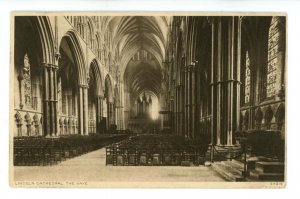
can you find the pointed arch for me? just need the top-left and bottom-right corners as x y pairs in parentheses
(86, 17), (95, 48)
(16, 16), (56, 64)
(60, 30), (87, 85)
(89, 59), (104, 96)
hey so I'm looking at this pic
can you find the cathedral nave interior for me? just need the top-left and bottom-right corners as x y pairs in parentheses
(12, 15), (286, 182)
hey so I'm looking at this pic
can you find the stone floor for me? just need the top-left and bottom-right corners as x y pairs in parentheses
(13, 148), (225, 183)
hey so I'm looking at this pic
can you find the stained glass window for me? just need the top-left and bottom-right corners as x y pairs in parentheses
(266, 17), (281, 98)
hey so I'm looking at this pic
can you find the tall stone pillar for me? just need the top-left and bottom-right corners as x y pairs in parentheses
(170, 98), (174, 133)
(190, 62), (198, 139)
(233, 17), (244, 136)
(110, 103), (113, 126)
(210, 17), (217, 147)
(116, 104), (122, 130)
(211, 16), (242, 146)
(184, 65), (189, 139)
(159, 93), (165, 131)
(83, 86), (88, 135)
(96, 95), (103, 133)
(115, 105), (118, 129)
(106, 102), (110, 131)
(223, 17), (242, 145)
(175, 86), (179, 135)
(216, 17), (223, 145)
(100, 96), (104, 133)
(78, 86), (83, 135)
(177, 85), (184, 137)
(43, 63), (59, 137)
(119, 83), (125, 130)
(107, 102), (114, 128)
(187, 65), (191, 139)
(113, 103), (116, 125)
(74, 90), (78, 134)
(52, 64), (58, 136)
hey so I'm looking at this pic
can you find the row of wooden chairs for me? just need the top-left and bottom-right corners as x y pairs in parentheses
(106, 134), (209, 166)
(14, 134), (128, 166)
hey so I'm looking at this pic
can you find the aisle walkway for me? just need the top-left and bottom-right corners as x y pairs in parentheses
(14, 148), (225, 182)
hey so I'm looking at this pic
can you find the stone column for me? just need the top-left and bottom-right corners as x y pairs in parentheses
(116, 105), (120, 130)
(85, 87), (89, 135)
(184, 65), (189, 139)
(235, 17), (242, 136)
(190, 62), (198, 139)
(210, 17), (217, 148)
(160, 93), (164, 131)
(106, 102), (110, 131)
(120, 83), (125, 130)
(67, 91), (72, 116)
(99, 96), (104, 133)
(175, 86), (179, 135)
(177, 85), (184, 137)
(107, 102), (113, 129)
(42, 63), (59, 137)
(78, 86), (84, 135)
(170, 98), (174, 133)
(223, 17), (242, 145)
(216, 18), (222, 145)
(17, 75), (24, 109)
(115, 105), (118, 129)
(211, 17), (242, 146)
(74, 91), (78, 134)
(83, 86), (89, 135)
(113, 103), (116, 125)
(96, 95), (103, 133)
(226, 17), (234, 145)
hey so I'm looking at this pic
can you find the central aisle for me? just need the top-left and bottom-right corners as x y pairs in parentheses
(14, 148), (225, 182)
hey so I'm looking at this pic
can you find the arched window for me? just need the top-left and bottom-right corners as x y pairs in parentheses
(266, 17), (284, 98)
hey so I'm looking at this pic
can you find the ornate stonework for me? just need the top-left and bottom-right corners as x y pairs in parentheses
(244, 51), (251, 104)
(23, 54), (32, 108)
(266, 17), (283, 98)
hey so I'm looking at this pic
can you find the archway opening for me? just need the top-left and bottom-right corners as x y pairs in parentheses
(57, 35), (81, 135)
(104, 75), (114, 132)
(88, 67), (97, 134)
(14, 17), (44, 137)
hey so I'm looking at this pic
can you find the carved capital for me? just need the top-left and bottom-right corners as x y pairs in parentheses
(55, 52), (61, 62)
(79, 84), (88, 89)
(43, 63), (59, 70)
(97, 95), (104, 100)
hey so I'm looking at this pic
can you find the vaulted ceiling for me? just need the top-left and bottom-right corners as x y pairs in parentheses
(102, 16), (171, 98)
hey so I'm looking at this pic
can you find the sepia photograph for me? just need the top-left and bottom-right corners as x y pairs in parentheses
(10, 12), (286, 188)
